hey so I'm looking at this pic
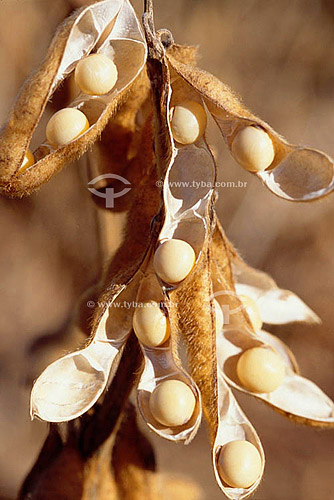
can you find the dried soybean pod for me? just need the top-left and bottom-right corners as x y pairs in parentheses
(0, 0), (147, 197)
(167, 47), (334, 201)
(31, 100), (160, 423)
(217, 323), (334, 427)
(30, 263), (144, 422)
(213, 373), (264, 499)
(143, 5), (222, 456)
(136, 267), (202, 443)
(214, 220), (320, 325)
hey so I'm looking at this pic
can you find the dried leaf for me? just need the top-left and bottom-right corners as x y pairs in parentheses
(0, 0), (147, 197)
(167, 51), (334, 201)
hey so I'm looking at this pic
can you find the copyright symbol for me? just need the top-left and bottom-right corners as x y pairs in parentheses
(87, 300), (95, 308)
(156, 179), (163, 187)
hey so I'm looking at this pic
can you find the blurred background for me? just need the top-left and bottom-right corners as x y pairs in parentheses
(0, 0), (333, 498)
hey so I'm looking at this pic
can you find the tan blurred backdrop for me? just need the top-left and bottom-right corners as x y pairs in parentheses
(0, 1), (333, 498)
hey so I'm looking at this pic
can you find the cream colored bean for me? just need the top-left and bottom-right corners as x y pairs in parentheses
(237, 346), (285, 393)
(214, 299), (224, 333)
(231, 126), (275, 172)
(170, 100), (207, 144)
(19, 149), (34, 172)
(133, 300), (170, 347)
(149, 379), (196, 427)
(46, 108), (89, 148)
(153, 239), (196, 284)
(218, 440), (262, 488)
(74, 53), (118, 96)
(239, 294), (263, 332)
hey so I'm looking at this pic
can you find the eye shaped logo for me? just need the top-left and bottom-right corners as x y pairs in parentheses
(88, 173), (131, 208)
(209, 290), (245, 325)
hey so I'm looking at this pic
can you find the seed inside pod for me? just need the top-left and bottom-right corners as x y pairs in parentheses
(237, 346), (285, 393)
(19, 149), (34, 173)
(231, 126), (275, 172)
(46, 108), (89, 148)
(133, 300), (170, 347)
(149, 379), (196, 427)
(74, 53), (118, 96)
(239, 294), (263, 332)
(218, 440), (262, 488)
(214, 299), (224, 333)
(153, 239), (196, 284)
(170, 100), (207, 144)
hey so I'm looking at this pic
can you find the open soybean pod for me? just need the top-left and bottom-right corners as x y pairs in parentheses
(136, 268), (202, 443)
(0, 0), (147, 197)
(213, 374), (265, 500)
(214, 221), (321, 326)
(30, 265), (144, 423)
(217, 323), (334, 427)
(167, 47), (334, 202)
(231, 251), (321, 326)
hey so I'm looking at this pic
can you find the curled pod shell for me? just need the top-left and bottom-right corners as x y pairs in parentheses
(213, 220), (320, 325)
(0, 0), (147, 197)
(156, 70), (218, 427)
(217, 324), (334, 427)
(213, 373), (265, 500)
(232, 251), (321, 325)
(136, 268), (202, 443)
(143, 31), (217, 443)
(167, 46), (334, 202)
(30, 265), (145, 423)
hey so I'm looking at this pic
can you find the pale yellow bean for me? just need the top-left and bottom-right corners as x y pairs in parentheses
(75, 53), (118, 96)
(218, 440), (262, 488)
(231, 126), (275, 172)
(19, 149), (34, 172)
(153, 239), (196, 284)
(46, 108), (89, 147)
(170, 101), (207, 144)
(239, 294), (263, 332)
(133, 300), (170, 347)
(237, 347), (285, 393)
(149, 379), (196, 427)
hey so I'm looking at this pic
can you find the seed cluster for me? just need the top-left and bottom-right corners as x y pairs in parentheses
(7, 3), (332, 498)
(20, 53), (119, 170)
